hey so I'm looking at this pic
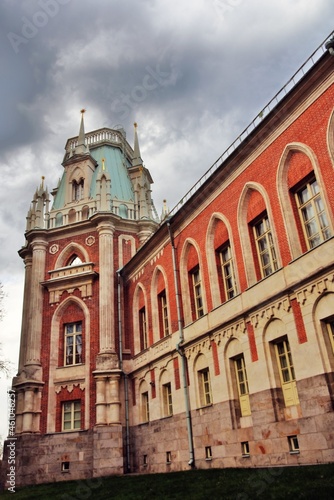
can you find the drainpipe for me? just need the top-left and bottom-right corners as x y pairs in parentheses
(167, 219), (195, 467)
(117, 269), (131, 473)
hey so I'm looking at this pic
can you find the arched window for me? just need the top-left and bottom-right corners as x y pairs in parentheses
(206, 214), (238, 307)
(68, 208), (76, 224)
(55, 212), (63, 227)
(66, 254), (83, 266)
(180, 239), (206, 324)
(225, 339), (251, 420)
(238, 183), (280, 286)
(194, 353), (212, 407)
(151, 267), (170, 342)
(133, 284), (149, 354)
(277, 144), (332, 258)
(72, 179), (84, 201)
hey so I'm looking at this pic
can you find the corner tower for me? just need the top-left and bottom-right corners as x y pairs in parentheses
(11, 113), (158, 484)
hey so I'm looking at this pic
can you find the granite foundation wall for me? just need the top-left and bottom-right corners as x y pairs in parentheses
(1, 425), (124, 489)
(130, 373), (334, 473)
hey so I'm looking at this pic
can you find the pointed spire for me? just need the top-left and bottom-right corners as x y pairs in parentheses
(74, 109), (89, 155)
(132, 122), (143, 167)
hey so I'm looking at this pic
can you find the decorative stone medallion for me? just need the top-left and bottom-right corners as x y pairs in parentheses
(85, 235), (95, 246)
(49, 243), (59, 254)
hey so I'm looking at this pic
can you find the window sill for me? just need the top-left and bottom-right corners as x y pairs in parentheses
(289, 450), (300, 455)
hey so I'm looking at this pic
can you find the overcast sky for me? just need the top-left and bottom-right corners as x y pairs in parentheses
(0, 0), (333, 441)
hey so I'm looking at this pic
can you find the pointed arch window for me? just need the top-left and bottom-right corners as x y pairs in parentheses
(190, 266), (204, 319)
(139, 307), (148, 351)
(158, 290), (169, 338)
(67, 254), (83, 267)
(217, 242), (237, 300)
(294, 177), (331, 249)
(72, 179), (84, 201)
(64, 322), (83, 365)
(252, 213), (278, 278)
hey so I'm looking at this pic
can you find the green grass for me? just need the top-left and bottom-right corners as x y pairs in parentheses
(1, 464), (334, 499)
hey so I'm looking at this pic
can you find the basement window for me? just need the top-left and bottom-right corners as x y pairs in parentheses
(241, 441), (250, 457)
(288, 435), (300, 454)
(205, 446), (212, 460)
(61, 461), (70, 472)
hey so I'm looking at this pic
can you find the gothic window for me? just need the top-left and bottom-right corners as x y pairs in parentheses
(233, 355), (251, 417)
(158, 290), (169, 338)
(64, 322), (82, 366)
(326, 319), (334, 354)
(162, 382), (173, 417)
(198, 368), (212, 407)
(274, 338), (299, 407)
(62, 401), (81, 431)
(217, 242), (238, 300)
(252, 213), (278, 278)
(72, 179), (84, 201)
(190, 266), (204, 319)
(141, 391), (149, 423)
(67, 254), (83, 266)
(295, 177), (331, 250)
(139, 307), (148, 351)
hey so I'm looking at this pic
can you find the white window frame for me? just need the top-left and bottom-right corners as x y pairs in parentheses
(159, 290), (169, 337)
(64, 322), (82, 366)
(62, 400), (81, 431)
(295, 178), (331, 249)
(218, 243), (237, 300)
(141, 391), (149, 423)
(253, 214), (278, 278)
(191, 267), (204, 319)
(139, 307), (148, 350)
(275, 338), (299, 407)
(198, 368), (212, 407)
(162, 382), (173, 417)
(234, 355), (251, 417)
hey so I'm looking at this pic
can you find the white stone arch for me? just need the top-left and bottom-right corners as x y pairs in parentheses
(132, 282), (149, 354)
(276, 142), (333, 259)
(67, 166), (85, 202)
(224, 337), (244, 406)
(313, 292), (334, 374)
(47, 295), (91, 433)
(237, 182), (281, 287)
(138, 379), (150, 423)
(179, 237), (207, 325)
(150, 265), (171, 344)
(192, 352), (211, 407)
(55, 242), (90, 269)
(326, 108), (334, 166)
(118, 235), (136, 269)
(262, 317), (287, 390)
(206, 212), (239, 309)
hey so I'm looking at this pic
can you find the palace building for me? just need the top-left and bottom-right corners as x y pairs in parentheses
(2, 34), (334, 487)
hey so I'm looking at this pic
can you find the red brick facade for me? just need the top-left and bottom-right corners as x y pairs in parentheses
(2, 43), (334, 489)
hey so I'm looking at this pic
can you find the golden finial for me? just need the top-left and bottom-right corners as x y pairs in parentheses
(81, 108), (86, 114)
(102, 158), (105, 171)
(134, 122), (138, 128)
(41, 176), (45, 187)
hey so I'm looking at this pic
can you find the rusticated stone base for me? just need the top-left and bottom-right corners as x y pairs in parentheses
(1, 374), (334, 489)
(1, 425), (123, 489)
